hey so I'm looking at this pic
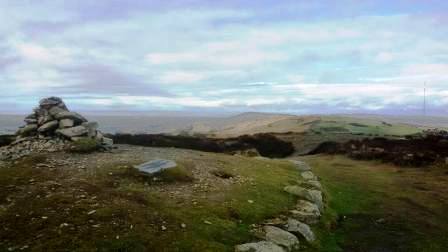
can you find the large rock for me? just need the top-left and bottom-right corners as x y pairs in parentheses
(39, 97), (67, 109)
(59, 119), (74, 128)
(83, 122), (98, 137)
(301, 171), (318, 180)
(49, 106), (68, 117)
(235, 241), (285, 252)
(134, 159), (177, 175)
(101, 137), (113, 146)
(287, 218), (316, 242)
(284, 186), (323, 211)
(19, 124), (38, 136)
(54, 111), (87, 124)
(264, 226), (299, 251)
(38, 120), (59, 133)
(56, 125), (88, 138)
(290, 200), (321, 224)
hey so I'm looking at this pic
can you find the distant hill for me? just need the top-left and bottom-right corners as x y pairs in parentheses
(183, 112), (436, 138)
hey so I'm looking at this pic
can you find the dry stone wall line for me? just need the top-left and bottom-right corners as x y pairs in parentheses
(235, 160), (324, 252)
(0, 97), (113, 161)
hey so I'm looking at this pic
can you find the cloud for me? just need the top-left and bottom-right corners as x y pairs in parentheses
(57, 64), (170, 96)
(0, 1), (447, 114)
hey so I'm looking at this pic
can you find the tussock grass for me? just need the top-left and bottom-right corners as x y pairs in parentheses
(302, 155), (448, 252)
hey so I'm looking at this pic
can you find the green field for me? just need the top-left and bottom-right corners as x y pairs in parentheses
(309, 116), (424, 136)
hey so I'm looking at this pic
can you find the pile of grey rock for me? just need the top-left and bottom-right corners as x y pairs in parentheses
(235, 160), (324, 252)
(0, 97), (112, 160)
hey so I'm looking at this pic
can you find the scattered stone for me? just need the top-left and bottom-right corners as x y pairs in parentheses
(134, 159), (177, 175)
(161, 225), (167, 231)
(287, 218), (315, 242)
(301, 171), (318, 181)
(180, 223), (187, 229)
(235, 241), (285, 252)
(264, 225), (299, 251)
(248, 200), (254, 204)
(203, 220), (212, 225)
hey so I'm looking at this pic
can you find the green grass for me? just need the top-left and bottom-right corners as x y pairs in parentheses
(301, 155), (448, 252)
(310, 116), (423, 136)
(70, 138), (101, 153)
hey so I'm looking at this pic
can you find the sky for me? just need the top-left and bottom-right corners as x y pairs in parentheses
(0, 0), (447, 115)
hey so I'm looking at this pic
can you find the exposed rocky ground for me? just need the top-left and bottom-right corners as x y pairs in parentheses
(0, 97), (112, 161)
(309, 129), (448, 167)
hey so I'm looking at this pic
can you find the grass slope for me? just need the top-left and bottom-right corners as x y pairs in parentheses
(302, 155), (448, 252)
(0, 146), (300, 251)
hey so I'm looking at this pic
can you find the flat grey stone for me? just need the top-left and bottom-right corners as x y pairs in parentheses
(290, 200), (321, 224)
(289, 210), (320, 225)
(56, 125), (88, 138)
(296, 200), (320, 215)
(39, 96), (64, 107)
(101, 137), (113, 146)
(134, 159), (177, 175)
(289, 160), (311, 171)
(48, 106), (67, 117)
(264, 225), (299, 251)
(301, 171), (318, 180)
(54, 111), (87, 124)
(284, 186), (323, 211)
(59, 119), (74, 128)
(82, 122), (98, 137)
(287, 218), (316, 242)
(235, 241), (285, 252)
(38, 120), (59, 133)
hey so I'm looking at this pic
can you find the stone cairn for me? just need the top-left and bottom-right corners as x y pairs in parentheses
(0, 97), (112, 160)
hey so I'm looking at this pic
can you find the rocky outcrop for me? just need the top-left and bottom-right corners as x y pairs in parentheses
(0, 97), (113, 160)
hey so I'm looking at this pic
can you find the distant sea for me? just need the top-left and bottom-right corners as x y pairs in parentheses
(0, 114), (211, 135)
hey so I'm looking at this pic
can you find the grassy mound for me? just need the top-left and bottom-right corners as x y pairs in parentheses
(0, 147), (300, 251)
